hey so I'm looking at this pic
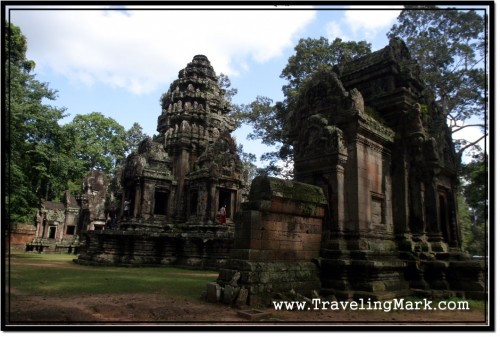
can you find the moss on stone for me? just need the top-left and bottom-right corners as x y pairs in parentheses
(249, 176), (327, 205)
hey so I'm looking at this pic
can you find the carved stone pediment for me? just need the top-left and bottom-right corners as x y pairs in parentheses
(294, 113), (347, 160)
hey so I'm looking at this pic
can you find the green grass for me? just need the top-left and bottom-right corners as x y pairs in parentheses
(6, 253), (218, 300)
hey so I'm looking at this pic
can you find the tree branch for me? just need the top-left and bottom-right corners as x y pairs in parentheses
(457, 134), (487, 156)
(451, 124), (487, 133)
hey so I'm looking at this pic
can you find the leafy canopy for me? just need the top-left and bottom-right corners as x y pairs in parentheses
(388, 6), (487, 157)
(5, 22), (149, 224)
(235, 37), (371, 177)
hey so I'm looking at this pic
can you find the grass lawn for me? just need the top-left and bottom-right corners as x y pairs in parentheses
(4, 253), (489, 326)
(5, 253), (218, 299)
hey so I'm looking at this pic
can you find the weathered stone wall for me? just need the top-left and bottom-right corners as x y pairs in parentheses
(7, 224), (36, 249)
(231, 176), (325, 262)
(76, 228), (233, 270)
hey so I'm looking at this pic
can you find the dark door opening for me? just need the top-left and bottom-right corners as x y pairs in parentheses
(218, 188), (232, 218)
(154, 190), (169, 215)
(189, 191), (198, 216)
(439, 194), (450, 243)
(48, 226), (56, 239)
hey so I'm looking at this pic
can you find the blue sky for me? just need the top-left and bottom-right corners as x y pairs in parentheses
(7, 4), (487, 166)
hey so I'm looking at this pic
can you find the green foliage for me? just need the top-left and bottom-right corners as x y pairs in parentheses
(459, 154), (487, 256)
(5, 23), (147, 224)
(233, 97), (293, 178)
(237, 38), (371, 176)
(461, 154), (488, 215)
(281, 37), (371, 101)
(125, 122), (148, 156)
(237, 144), (258, 182)
(6, 22), (73, 222)
(218, 72), (238, 102)
(456, 193), (473, 252)
(66, 112), (127, 172)
(5, 22), (35, 72)
(388, 6), (487, 157)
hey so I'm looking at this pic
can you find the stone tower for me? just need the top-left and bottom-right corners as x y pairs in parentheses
(76, 56), (246, 268)
(121, 55), (246, 226)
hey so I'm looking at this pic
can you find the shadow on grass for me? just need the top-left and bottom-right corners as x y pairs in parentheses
(7, 253), (217, 300)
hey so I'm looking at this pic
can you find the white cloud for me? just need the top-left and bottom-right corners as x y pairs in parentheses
(325, 6), (402, 45)
(325, 21), (348, 41)
(9, 7), (316, 95)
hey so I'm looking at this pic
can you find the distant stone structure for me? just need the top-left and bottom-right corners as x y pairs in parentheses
(211, 39), (484, 306)
(26, 170), (109, 253)
(76, 55), (247, 268)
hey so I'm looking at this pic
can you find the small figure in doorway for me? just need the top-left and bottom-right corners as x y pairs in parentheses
(219, 205), (227, 224)
(107, 206), (117, 229)
(123, 199), (131, 219)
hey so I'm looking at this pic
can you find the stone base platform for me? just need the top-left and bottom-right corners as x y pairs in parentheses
(74, 226), (233, 270)
(215, 260), (321, 306)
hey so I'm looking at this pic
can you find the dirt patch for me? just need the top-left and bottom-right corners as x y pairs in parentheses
(4, 254), (489, 327)
(5, 288), (488, 326)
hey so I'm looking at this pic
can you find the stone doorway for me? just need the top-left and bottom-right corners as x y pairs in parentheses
(218, 188), (233, 219)
(48, 226), (56, 239)
(154, 190), (169, 216)
(439, 193), (451, 243)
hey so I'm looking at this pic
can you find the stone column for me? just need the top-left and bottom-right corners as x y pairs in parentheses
(343, 138), (360, 233)
(409, 169), (425, 236)
(141, 181), (154, 221)
(168, 184), (176, 221)
(57, 220), (65, 241)
(325, 164), (345, 233)
(355, 138), (371, 233)
(392, 149), (415, 251)
(133, 180), (142, 219)
(173, 146), (190, 221)
(424, 174), (446, 252)
(35, 212), (43, 238)
(447, 190), (460, 249)
(209, 182), (217, 222)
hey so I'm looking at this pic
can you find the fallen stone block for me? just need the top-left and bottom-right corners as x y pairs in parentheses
(206, 282), (221, 303)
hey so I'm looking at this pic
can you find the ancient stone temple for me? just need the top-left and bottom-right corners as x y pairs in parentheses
(120, 55), (245, 226)
(26, 170), (109, 253)
(213, 39), (484, 305)
(76, 55), (247, 268)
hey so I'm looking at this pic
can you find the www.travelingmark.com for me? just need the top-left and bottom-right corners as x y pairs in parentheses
(272, 298), (470, 312)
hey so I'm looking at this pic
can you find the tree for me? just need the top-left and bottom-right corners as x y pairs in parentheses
(218, 73), (238, 104)
(5, 22), (69, 222)
(387, 6), (487, 159)
(235, 38), (372, 177)
(456, 193), (473, 253)
(236, 144), (258, 182)
(5, 23), (150, 224)
(460, 153), (487, 256)
(281, 37), (372, 104)
(125, 122), (148, 156)
(66, 112), (127, 173)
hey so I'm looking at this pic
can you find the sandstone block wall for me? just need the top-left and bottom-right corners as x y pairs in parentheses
(231, 176), (327, 262)
(8, 224), (36, 249)
(214, 176), (327, 306)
